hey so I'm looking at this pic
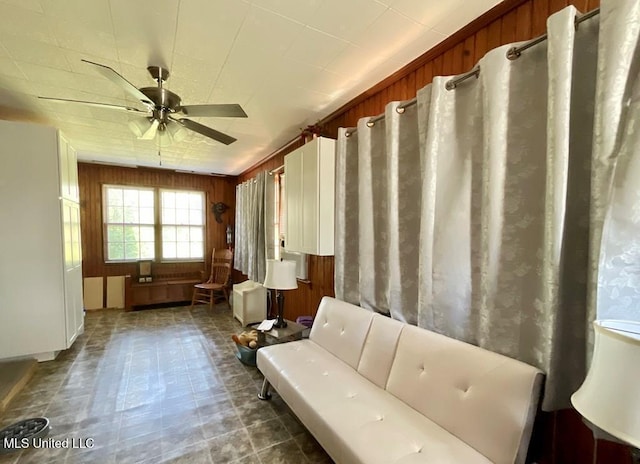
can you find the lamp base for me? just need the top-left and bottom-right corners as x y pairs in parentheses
(273, 290), (287, 328)
(273, 318), (287, 329)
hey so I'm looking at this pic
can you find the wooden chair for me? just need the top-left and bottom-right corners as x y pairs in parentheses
(212, 248), (233, 265)
(191, 248), (233, 310)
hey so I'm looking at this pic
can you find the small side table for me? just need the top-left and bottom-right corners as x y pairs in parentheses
(257, 320), (307, 400)
(257, 320), (307, 347)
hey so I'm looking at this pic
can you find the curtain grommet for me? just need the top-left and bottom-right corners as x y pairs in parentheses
(506, 47), (521, 60)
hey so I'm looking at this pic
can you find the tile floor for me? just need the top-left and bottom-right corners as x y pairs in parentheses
(0, 304), (333, 464)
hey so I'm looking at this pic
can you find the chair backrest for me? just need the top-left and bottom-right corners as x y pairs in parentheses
(208, 248), (233, 282)
(208, 262), (231, 286)
(213, 248), (233, 264)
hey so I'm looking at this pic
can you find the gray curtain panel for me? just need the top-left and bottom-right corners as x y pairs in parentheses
(234, 171), (269, 284)
(594, 0), (640, 323)
(333, 3), (639, 411)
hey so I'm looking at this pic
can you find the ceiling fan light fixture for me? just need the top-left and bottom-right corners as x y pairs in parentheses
(167, 121), (188, 142)
(158, 129), (173, 148)
(140, 119), (159, 140)
(128, 118), (151, 138)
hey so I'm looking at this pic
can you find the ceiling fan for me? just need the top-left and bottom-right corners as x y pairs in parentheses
(38, 59), (247, 145)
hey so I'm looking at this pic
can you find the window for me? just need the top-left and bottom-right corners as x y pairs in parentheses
(160, 190), (204, 260)
(104, 186), (155, 261)
(103, 185), (205, 262)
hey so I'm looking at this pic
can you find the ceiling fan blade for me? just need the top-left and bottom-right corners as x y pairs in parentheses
(38, 96), (148, 113)
(81, 59), (154, 109)
(174, 118), (237, 145)
(140, 119), (159, 140)
(178, 104), (247, 118)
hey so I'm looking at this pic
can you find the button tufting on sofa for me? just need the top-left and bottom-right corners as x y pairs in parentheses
(256, 296), (544, 464)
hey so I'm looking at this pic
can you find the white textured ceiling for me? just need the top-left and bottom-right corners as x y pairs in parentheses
(0, 0), (500, 175)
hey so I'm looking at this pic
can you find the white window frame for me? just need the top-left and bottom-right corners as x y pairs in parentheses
(103, 185), (156, 262)
(159, 188), (205, 262)
(102, 185), (206, 263)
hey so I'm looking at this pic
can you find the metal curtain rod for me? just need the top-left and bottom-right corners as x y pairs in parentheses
(506, 7), (600, 61)
(344, 98), (417, 136)
(345, 6), (600, 137)
(269, 165), (284, 175)
(451, 7), (600, 88)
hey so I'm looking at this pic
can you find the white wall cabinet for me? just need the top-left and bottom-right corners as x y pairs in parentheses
(0, 121), (84, 361)
(284, 136), (336, 256)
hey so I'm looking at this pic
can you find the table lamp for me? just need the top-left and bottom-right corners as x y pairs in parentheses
(263, 259), (297, 328)
(571, 320), (640, 462)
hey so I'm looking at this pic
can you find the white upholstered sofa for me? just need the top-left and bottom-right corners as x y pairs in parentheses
(257, 297), (543, 464)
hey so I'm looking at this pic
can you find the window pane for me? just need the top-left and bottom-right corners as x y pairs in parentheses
(189, 209), (202, 225)
(107, 206), (123, 223)
(162, 191), (175, 209)
(140, 242), (154, 259)
(163, 242), (176, 259)
(162, 208), (175, 224)
(123, 207), (139, 224)
(190, 242), (203, 259)
(107, 189), (123, 206)
(162, 226), (176, 242)
(123, 190), (138, 207)
(124, 242), (139, 260)
(140, 226), (154, 242)
(176, 226), (189, 242)
(107, 225), (123, 242)
(176, 209), (189, 225)
(139, 207), (154, 224)
(176, 192), (189, 208)
(139, 190), (154, 208)
(108, 242), (124, 260)
(124, 226), (140, 243)
(189, 193), (202, 210)
(190, 227), (203, 242)
(176, 242), (190, 258)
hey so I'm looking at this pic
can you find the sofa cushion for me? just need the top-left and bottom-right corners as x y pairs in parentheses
(386, 324), (543, 464)
(308, 297), (374, 369)
(257, 340), (490, 464)
(357, 313), (404, 388)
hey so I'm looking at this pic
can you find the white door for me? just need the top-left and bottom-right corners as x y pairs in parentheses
(62, 199), (84, 346)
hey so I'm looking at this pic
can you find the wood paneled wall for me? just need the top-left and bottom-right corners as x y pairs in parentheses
(78, 162), (237, 280)
(236, 0), (632, 463)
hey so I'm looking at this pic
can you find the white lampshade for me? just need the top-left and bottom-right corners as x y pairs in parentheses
(263, 259), (298, 290)
(571, 320), (640, 448)
(167, 121), (188, 142)
(128, 118), (151, 138)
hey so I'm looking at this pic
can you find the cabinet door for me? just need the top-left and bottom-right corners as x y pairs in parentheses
(301, 146), (318, 254)
(58, 134), (71, 200)
(58, 134), (80, 202)
(68, 144), (79, 201)
(285, 149), (303, 252)
(62, 200), (84, 347)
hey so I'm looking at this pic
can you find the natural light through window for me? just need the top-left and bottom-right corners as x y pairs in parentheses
(103, 185), (205, 262)
(104, 186), (155, 261)
(161, 190), (204, 260)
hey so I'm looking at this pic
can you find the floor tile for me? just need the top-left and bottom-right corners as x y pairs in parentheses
(246, 417), (291, 452)
(206, 428), (255, 463)
(257, 438), (309, 464)
(0, 304), (332, 464)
